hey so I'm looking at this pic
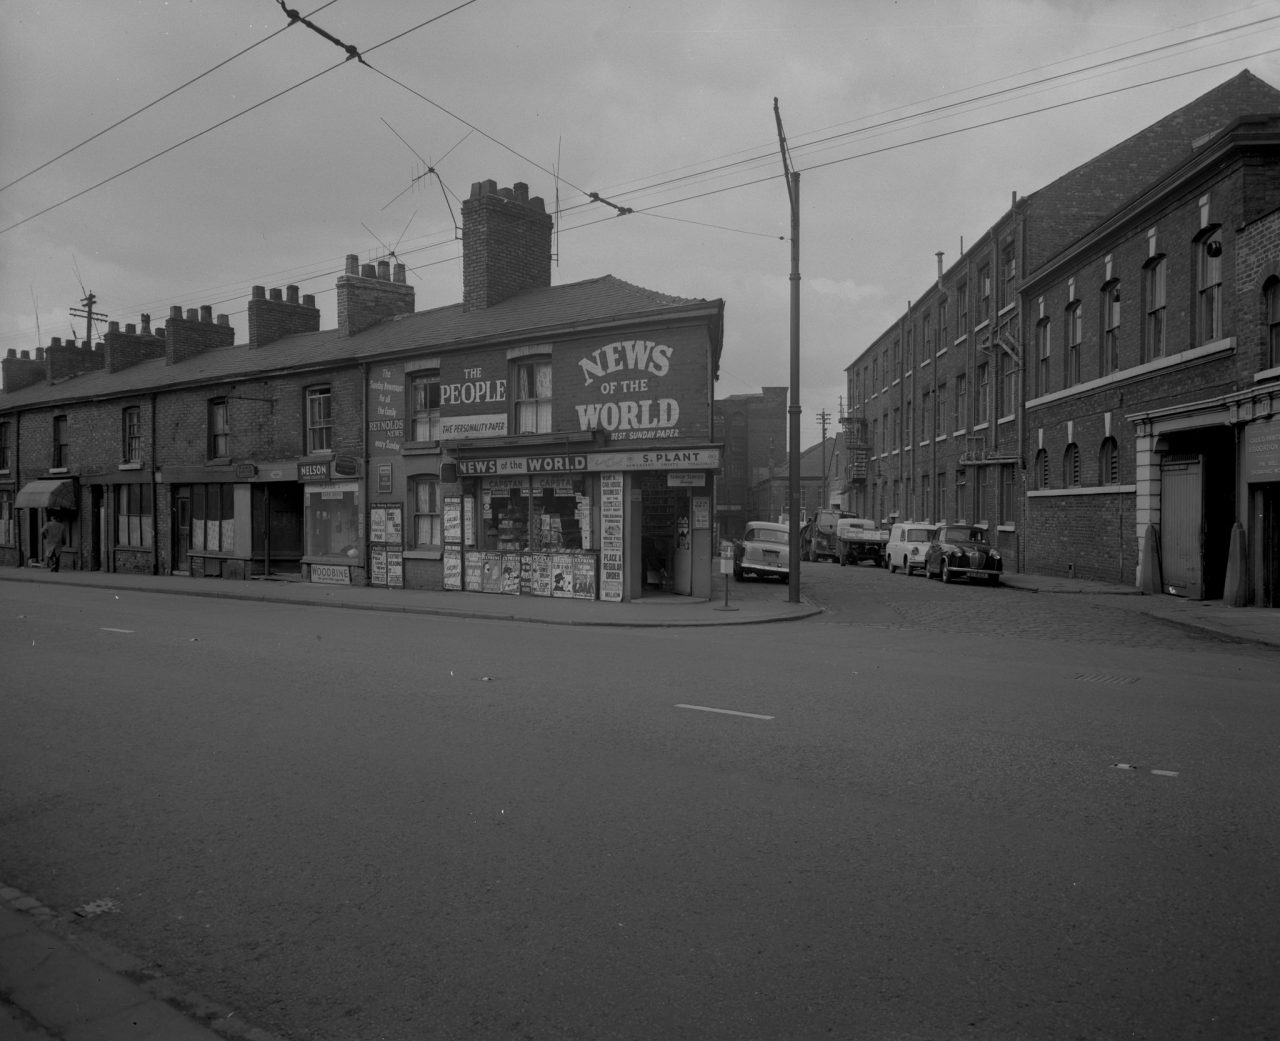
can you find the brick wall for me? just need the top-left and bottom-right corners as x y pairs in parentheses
(164, 305), (235, 365)
(462, 180), (553, 311)
(248, 285), (320, 348)
(336, 258), (415, 337)
(1025, 489), (1136, 581)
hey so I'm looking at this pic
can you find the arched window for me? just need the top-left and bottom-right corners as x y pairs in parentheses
(1034, 448), (1049, 490)
(1099, 437), (1119, 486)
(1143, 256), (1166, 361)
(1265, 276), (1280, 370)
(1100, 280), (1121, 375)
(1064, 300), (1082, 386)
(1063, 443), (1081, 487)
(1035, 317), (1052, 397)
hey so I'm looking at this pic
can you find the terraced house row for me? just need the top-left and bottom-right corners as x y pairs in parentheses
(843, 71), (1280, 607)
(0, 179), (725, 608)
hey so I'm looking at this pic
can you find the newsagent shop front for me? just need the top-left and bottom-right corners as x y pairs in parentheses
(440, 448), (719, 601)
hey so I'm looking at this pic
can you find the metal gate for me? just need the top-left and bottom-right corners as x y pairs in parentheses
(1160, 454), (1204, 599)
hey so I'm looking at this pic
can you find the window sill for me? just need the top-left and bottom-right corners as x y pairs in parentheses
(998, 302), (1017, 317)
(998, 414), (1016, 425)
(206, 458), (231, 467)
(402, 548), (444, 561)
(118, 461), (143, 471)
(402, 441), (443, 455)
(49, 468), (68, 475)
(1254, 365), (1280, 383)
(997, 524), (1016, 533)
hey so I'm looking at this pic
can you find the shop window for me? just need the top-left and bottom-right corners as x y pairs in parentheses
(513, 358), (552, 434)
(122, 406), (142, 464)
(1143, 256), (1166, 361)
(191, 483), (235, 553)
(1099, 437), (1119, 485)
(0, 420), (10, 471)
(307, 386), (333, 453)
(1063, 443), (1081, 487)
(411, 373), (441, 442)
(1198, 232), (1223, 344)
(52, 414), (69, 469)
(480, 477), (590, 553)
(1267, 277), (1280, 369)
(0, 490), (12, 546)
(207, 398), (229, 459)
(1064, 300), (1082, 386)
(412, 476), (441, 547)
(116, 483), (153, 548)
(306, 482), (358, 558)
(1100, 280), (1120, 375)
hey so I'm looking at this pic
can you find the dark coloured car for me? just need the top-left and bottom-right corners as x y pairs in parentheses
(924, 524), (1003, 585)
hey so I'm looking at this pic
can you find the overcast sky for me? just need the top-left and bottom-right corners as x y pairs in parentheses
(3, 0), (1279, 446)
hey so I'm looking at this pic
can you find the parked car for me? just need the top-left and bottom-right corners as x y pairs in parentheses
(924, 525), (1003, 585)
(835, 517), (888, 566)
(886, 522), (935, 575)
(734, 521), (791, 581)
(799, 508), (854, 562)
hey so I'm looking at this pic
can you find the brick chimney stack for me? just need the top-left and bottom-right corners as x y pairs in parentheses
(336, 254), (415, 336)
(248, 284), (321, 347)
(104, 316), (167, 373)
(44, 336), (105, 382)
(462, 180), (553, 311)
(1, 348), (46, 392)
(164, 304), (235, 365)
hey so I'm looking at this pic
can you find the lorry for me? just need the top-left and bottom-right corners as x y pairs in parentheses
(836, 516), (889, 567)
(799, 509), (854, 563)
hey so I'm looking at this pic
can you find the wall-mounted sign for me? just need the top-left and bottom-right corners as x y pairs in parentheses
(457, 454), (589, 476)
(299, 461), (330, 481)
(310, 564), (350, 585)
(587, 448), (720, 471)
(235, 463), (258, 479)
(667, 472), (705, 487)
(368, 365), (406, 454)
(333, 455), (360, 478)
(441, 415), (508, 440)
(573, 339), (683, 441)
(1244, 417), (1280, 481)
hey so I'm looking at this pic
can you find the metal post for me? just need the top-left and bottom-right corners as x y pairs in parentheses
(775, 98), (802, 604)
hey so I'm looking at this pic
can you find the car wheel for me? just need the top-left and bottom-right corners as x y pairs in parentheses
(987, 574), (1001, 586)
(889, 554), (898, 573)
(941, 560), (953, 583)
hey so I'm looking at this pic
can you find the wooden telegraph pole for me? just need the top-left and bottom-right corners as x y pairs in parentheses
(69, 291), (107, 346)
(774, 98), (802, 604)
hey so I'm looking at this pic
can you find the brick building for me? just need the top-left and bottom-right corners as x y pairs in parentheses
(844, 71), (1280, 606)
(713, 386), (787, 538)
(0, 179), (726, 604)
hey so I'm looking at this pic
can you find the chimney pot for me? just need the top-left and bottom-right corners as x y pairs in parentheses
(51, 337), (61, 348)
(170, 305), (183, 320)
(303, 294), (315, 308)
(36, 347), (45, 362)
(361, 263), (377, 278)
(125, 323), (136, 335)
(200, 305), (213, 323)
(252, 285), (266, 299)
(20, 350), (30, 359)
(186, 308), (198, 322)
(109, 321), (120, 334)
(269, 287), (283, 302)
(377, 259), (391, 281)
(345, 254), (359, 275)
(217, 314), (230, 326)
(141, 313), (152, 334)
(286, 284), (299, 304)
(4, 349), (14, 359)
(514, 182), (529, 203)
(393, 263), (406, 284)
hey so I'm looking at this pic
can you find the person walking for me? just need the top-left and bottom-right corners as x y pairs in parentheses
(40, 513), (66, 572)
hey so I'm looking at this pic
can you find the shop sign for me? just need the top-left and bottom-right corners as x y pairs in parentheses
(235, 463), (258, 479)
(441, 415), (508, 440)
(1244, 417), (1280, 480)
(458, 454), (588, 476)
(310, 564), (350, 585)
(667, 472), (705, 487)
(299, 461), (331, 481)
(587, 448), (720, 471)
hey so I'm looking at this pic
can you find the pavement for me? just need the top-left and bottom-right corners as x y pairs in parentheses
(1, 563), (1276, 1041)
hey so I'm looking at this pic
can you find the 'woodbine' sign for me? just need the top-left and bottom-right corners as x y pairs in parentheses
(575, 339), (681, 439)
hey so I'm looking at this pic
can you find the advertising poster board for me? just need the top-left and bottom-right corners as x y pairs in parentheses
(443, 496), (462, 543)
(600, 472), (624, 602)
(573, 554), (597, 599)
(443, 547), (463, 590)
(464, 553), (483, 591)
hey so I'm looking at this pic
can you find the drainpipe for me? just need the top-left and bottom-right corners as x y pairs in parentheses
(360, 361), (370, 587)
(150, 392), (159, 576)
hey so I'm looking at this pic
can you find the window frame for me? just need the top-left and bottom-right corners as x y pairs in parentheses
(1143, 256), (1167, 362)
(1034, 448), (1049, 490)
(410, 372), (442, 443)
(52, 414), (69, 469)
(122, 406), (142, 464)
(0, 420), (10, 472)
(1198, 231), (1223, 345)
(411, 474), (442, 549)
(1035, 317), (1052, 397)
(116, 482), (154, 548)
(1064, 300), (1082, 387)
(1063, 443), (1081, 487)
(207, 398), (229, 460)
(1099, 437), (1119, 486)
(977, 263), (992, 325)
(1266, 276), (1280, 369)
(1100, 280), (1121, 376)
(976, 362), (990, 425)
(512, 357), (552, 435)
(306, 385), (333, 454)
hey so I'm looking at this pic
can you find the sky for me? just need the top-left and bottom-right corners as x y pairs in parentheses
(3, 0), (1280, 448)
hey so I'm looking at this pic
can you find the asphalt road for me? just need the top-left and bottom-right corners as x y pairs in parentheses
(1, 570), (1277, 1040)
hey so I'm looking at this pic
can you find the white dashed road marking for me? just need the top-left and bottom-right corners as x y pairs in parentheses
(676, 704), (774, 720)
(100, 628), (134, 633)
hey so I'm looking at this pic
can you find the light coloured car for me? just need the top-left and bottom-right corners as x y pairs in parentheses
(886, 522), (935, 575)
(733, 521), (791, 581)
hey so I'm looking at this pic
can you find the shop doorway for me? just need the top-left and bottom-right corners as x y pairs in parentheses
(637, 475), (692, 596)
(252, 482), (304, 578)
(172, 487), (191, 573)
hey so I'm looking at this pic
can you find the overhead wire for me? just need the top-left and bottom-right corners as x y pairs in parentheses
(0, 0), (343, 196)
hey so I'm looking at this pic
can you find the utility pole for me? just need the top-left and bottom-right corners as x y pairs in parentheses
(817, 409), (831, 509)
(69, 291), (107, 346)
(774, 97), (802, 604)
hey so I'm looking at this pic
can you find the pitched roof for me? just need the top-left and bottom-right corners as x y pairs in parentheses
(1023, 70), (1280, 271)
(1, 275), (723, 409)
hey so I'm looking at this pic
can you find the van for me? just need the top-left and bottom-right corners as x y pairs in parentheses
(886, 522), (935, 575)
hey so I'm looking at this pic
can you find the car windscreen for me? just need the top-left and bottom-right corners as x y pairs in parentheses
(943, 527), (986, 543)
(749, 529), (789, 545)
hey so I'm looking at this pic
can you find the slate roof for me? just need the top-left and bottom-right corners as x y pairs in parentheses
(1, 274), (724, 409)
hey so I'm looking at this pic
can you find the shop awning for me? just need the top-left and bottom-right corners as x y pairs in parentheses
(15, 479), (76, 511)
